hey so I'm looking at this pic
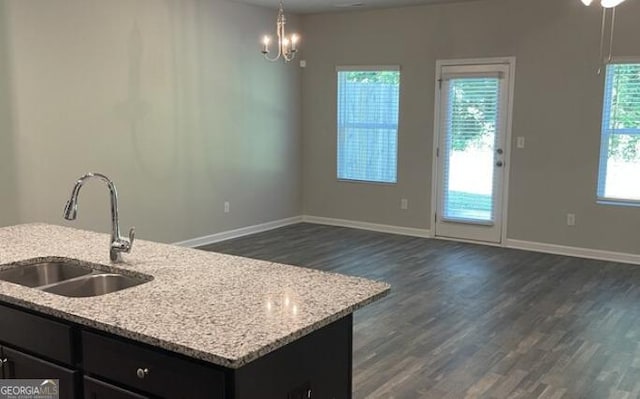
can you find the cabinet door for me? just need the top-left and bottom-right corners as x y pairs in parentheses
(84, 377), (149, 399)
(0, 347), (5, 378)
(82, 332), (225, 398)
(0, 304), (74, 365)
(2, 346), (78, 399)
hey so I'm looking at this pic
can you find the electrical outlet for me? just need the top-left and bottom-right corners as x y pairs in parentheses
(224, 201), (230, 213)
(517, 137), (525, 149)
(400, 199), (408, 210)
(567, 213), (576, 226)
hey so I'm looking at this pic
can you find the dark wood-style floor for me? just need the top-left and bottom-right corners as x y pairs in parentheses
(202, 223), (640, 399)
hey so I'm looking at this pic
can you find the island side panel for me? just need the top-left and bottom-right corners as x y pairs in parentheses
(232, 315), (353, 399)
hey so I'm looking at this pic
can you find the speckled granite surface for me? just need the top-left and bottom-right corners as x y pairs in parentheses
(0, 224), (390, 369)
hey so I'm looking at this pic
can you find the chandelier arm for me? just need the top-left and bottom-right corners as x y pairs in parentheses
(263, 15), (284, 62)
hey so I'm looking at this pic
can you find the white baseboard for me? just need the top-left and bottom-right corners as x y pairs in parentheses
(302, 215), (640, 265)
(173, 216), (303, 248)
(302, 215), (431, 238)
(174, 213), (640, 266)
(505, 238), (640, 265)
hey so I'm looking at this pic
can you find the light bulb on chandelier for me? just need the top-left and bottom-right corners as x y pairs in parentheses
(261, 1), (300, 63)
(581, 0), (627, 7)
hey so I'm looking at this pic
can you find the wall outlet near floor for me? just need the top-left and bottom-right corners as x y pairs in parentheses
(566, 213), (576, 226)
(224, 201), (230, 213)
(400, 198), (408, 210)
(517, 136), (525, 149)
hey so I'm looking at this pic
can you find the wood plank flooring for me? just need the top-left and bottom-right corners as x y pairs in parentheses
(202, 223), (640, 399)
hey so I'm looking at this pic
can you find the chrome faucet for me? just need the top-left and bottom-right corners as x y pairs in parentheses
(63, 173), (135, 262)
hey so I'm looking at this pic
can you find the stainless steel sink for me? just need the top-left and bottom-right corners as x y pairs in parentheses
(0, 262), (92, 288)
(0, 258), (152, 297)
(42, 274), (147, 298)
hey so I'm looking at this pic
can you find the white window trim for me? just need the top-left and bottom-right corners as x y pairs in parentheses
(336, 66), (401, 184)
(596, 59), (640, 207)
(336, 65), (400, 72)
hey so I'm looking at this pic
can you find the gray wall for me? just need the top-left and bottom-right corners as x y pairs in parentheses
(300, 0), (640, 254)
(0, 0), (302, 243)
(0, 1), (19, 227)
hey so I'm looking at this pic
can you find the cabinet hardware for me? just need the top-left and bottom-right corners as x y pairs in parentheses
(136, 367), (150, 379)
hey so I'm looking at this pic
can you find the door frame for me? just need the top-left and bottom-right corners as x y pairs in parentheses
(430, 57), (517, 245)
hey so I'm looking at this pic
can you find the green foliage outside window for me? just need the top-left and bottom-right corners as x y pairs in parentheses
(608, 64), (640, 162)
(448, 78), (499, 151)
(346, 71), (400, 85)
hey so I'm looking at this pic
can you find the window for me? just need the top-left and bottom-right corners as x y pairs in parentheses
(597, 63), (640, 204)
(337, 67), (400, 183)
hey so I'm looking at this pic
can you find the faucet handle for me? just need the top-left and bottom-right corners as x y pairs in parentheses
(127, 227), (135, 253)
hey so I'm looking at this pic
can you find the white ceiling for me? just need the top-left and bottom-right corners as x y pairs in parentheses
(230, 0), (485, 14)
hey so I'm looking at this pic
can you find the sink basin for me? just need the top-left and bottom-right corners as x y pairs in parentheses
(0, 258), (153, 298)
(0, 262), (92, 288)
(42, 274), (147, 298)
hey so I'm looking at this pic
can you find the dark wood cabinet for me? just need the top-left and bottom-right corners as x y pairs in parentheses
(83, 377), (149, 399)
(0, 346), (78, 399)
(0, 304), (74, 365)
(0, 346), (5, 378)
(82, 332), (225, 399)
(0, 302), (353, 399)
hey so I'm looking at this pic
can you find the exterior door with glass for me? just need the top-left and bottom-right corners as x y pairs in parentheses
(434, 62), (512, 243)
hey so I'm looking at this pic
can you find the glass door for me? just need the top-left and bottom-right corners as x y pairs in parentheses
(434, 63), (511, 243)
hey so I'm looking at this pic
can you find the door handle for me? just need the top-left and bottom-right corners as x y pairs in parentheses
(496, 161), (504, 167)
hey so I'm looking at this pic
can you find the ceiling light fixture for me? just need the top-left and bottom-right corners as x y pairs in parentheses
(582, 0), (627, 7)
(261, 0), (299, 63)
(580, 0), (629, 74)
(600, 0), (627, 7)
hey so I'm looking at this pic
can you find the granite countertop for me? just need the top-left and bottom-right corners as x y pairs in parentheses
(0, 224), (389, 369)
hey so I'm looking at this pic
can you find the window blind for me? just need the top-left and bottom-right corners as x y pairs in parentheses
(337, 68), (400, 183)
(441, 77), (501, 223)
(597, 63), (640, 203)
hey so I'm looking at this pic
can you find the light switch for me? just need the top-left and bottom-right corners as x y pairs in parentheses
(516, 137), (525, 149)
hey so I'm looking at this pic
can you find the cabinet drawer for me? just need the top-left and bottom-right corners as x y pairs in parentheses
(2, 346), (78, 399)
(0, 304), (73, 365)
(84, 376), (149, 399)
(81, 332), (225, 398)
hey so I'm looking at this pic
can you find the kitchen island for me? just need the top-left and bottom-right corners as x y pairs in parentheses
(0, 224), (390, 398)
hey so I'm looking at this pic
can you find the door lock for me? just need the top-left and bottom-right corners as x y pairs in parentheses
(496, 161), (504, 167)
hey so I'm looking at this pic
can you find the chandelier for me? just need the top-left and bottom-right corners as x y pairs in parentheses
(261, 1), (299, 63)
(580, 0), (629, 74)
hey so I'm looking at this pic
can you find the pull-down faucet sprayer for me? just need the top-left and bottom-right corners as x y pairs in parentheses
(63, 173), (135, 262)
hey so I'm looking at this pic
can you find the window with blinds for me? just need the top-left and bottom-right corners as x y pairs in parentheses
(597, 63), (640, 204)
(337, 67), (400, 183)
